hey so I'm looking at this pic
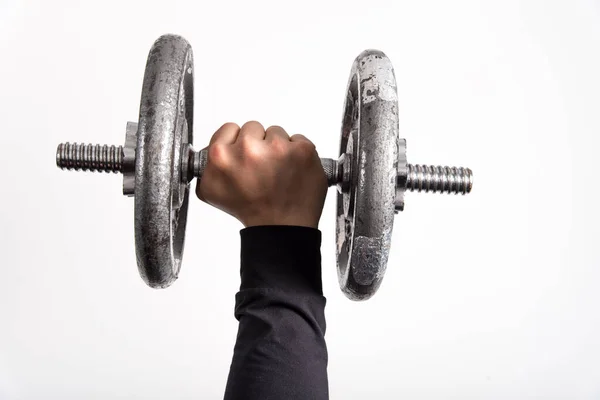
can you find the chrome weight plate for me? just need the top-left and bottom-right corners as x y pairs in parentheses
(134, 35), (194, 288)
(336, 50), (399, 301)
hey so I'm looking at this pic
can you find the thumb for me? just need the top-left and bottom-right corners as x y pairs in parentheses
(195, 179), (207, 202)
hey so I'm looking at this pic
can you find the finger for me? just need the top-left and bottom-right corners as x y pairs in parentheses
(290, 133), (312, 144)
(236, 121), (266, 143)
(265, 125), (290, 142)
(290, 134), (319, 160)
(209, 122), (240, 145)
(195, 172), (216, 203)
(195, 161), (225, 203)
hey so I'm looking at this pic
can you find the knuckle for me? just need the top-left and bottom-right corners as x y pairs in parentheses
(207, 143), (229, 168)
(219, 122), (240, 132)
(241, 140), (264, 160)
(266, 125), (284, 134)
(295, 140), (317, 157)
(270, 137), (290, 155)
(290, 133), (309, 142)
(239, 133), (258, 149)
(241, 120), (264, 132)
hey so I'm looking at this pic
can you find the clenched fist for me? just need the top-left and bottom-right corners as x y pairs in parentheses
(196, 121), (328, 229)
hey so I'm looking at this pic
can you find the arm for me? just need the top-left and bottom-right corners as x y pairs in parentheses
(195, 121), (330, 399)
(224, 225), (328, 400)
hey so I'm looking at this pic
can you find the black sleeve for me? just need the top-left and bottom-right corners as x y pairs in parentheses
(223, 225), (329, 400)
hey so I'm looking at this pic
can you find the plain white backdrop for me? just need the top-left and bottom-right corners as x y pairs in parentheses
(1, 0), (599, 398)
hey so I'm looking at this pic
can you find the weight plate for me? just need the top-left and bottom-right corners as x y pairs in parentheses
(134, 35), (194, 288)
(336, 50), (399, 301)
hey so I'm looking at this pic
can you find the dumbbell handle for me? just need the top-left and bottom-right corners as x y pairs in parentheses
(188, 148), (341, 186)
(56, 142), (473, 195)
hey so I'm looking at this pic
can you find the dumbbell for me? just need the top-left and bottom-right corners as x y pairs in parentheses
(56, 34), (473, 301)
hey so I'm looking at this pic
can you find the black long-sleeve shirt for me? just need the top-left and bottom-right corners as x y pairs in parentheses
(223, 225), (329, 400)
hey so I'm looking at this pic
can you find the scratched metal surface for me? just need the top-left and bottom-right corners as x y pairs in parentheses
(134, 35), (194, 288)
(336, 50), (399, 301)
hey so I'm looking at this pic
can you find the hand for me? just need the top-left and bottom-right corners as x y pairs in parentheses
(196, 121), (328, 229)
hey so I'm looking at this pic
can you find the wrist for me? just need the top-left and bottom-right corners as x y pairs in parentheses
(242, 213), (320, 229)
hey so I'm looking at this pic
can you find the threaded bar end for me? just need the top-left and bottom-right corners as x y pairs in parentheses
(56, 142), (123, 173)
(407, 164), (473, 194)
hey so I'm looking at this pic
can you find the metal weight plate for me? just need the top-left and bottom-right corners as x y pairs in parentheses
(134, 35), (194, 288)
(336, 50), (399, 301)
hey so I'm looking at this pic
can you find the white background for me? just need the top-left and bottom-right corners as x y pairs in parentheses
(1, 0), (599, 398)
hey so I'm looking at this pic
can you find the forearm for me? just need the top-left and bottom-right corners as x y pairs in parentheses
(223, 226), (329, 400)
